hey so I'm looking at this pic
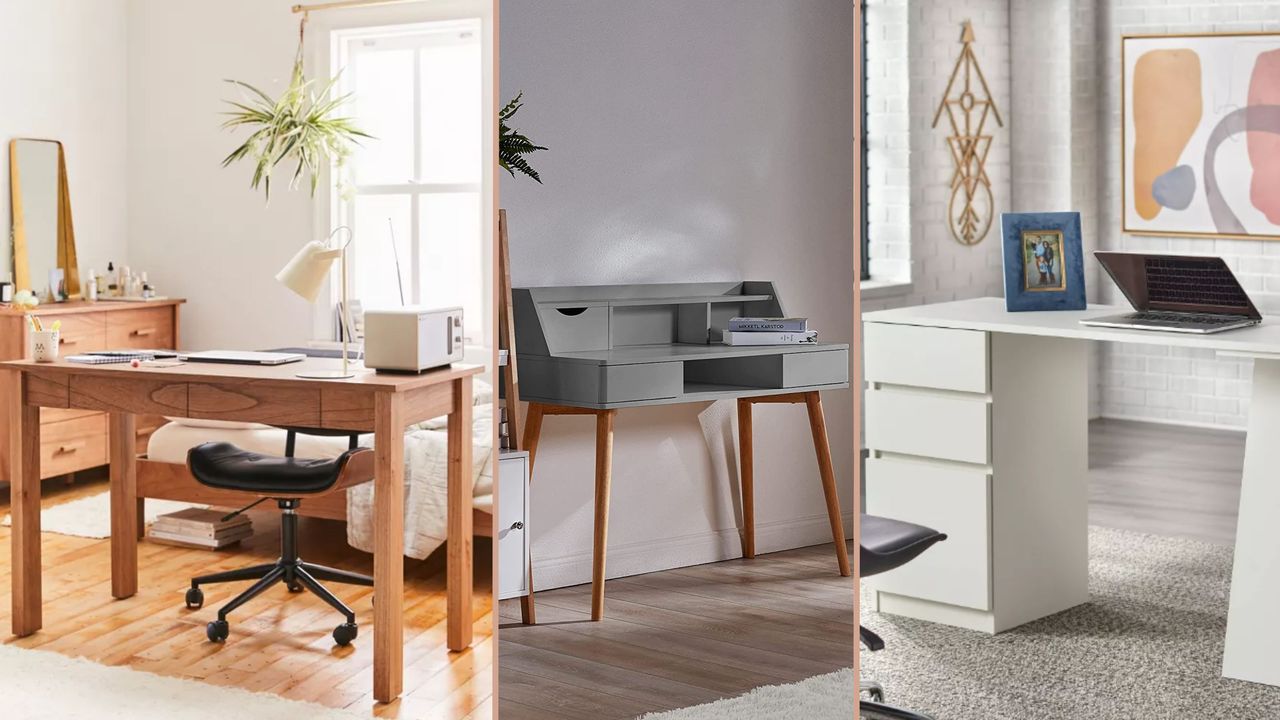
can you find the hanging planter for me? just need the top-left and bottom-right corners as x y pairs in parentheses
(221, 16), (371, 202)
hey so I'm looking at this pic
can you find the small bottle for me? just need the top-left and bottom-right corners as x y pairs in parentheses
(86, 269), (98, 301)
(106, 262), (117, 297)
(141, 272), (154, 299)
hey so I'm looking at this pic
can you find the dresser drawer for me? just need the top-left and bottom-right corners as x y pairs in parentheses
(864, 322), (988, 393)
(107, 307), (174, 349)
(47, 312), (106, 356)
(866, 456), (991, 611)
(41, 414), (108, 477)
(865, 386), (990, 465)
(497, 453), (530, 600)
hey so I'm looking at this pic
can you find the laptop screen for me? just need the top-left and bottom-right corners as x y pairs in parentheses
(1095, 252), (1261, 319)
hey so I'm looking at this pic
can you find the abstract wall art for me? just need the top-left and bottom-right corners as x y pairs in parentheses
(1123, 32), (1280, 240)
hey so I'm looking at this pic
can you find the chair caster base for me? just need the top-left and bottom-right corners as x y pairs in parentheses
(206, 620), (229, 643)
(333, 622), (358, 646)
(859, 700), (936, 720)
(185, 587), (204, 610)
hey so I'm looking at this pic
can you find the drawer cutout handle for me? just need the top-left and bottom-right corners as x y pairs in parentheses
(131, 328), (156, 337)
(555, 308), (587, 317)
(55, 442), (86, 455)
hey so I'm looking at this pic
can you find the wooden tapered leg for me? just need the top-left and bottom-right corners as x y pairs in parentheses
(136, 498), (146, 539)
(373, 392), (406, 703)
(737, 398), (755, 559)
(804, 392), (850, 577)
(519, 402), (545, 625)
(109, 413), (138, 599)
(591, 409), (616, 621)
(8, 370), (42, 636)
(447, 375), (474, 652)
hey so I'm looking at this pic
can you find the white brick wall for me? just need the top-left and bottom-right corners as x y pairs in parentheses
(1097, 0), (1280, 429)
(865, 0), (911, 283)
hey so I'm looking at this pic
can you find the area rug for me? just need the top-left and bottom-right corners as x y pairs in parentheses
(0, 644), (361, 719)
(2, 491), (203, 539)
(861, 526), (1280, 720)
(636, 669), (854, 719)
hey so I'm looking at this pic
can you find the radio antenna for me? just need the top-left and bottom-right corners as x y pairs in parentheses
(387, 217), (406, 305)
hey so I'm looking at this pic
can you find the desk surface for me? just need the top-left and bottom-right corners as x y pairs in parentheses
(551, 341), (849, 366)
(864, 296), (1280, 357)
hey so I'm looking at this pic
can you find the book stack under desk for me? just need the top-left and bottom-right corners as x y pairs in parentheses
(147, 508), (253, 549)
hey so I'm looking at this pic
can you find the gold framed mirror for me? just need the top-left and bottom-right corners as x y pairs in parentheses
(9, 138), (80, 300)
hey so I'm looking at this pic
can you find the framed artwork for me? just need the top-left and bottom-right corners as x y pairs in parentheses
(1122, 32), (1280, 240)
(1001, 212), (1086, 312)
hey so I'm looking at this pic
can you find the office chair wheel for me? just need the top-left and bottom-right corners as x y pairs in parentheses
(333, 622), (358, 646)
(206, 620), (229, 643)
(185, 587), (204, 610)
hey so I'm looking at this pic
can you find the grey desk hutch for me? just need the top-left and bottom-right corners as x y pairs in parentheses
(513, 281), (851, 623)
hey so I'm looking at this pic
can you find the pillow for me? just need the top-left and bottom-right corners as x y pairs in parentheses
(164, 417), (268, 431)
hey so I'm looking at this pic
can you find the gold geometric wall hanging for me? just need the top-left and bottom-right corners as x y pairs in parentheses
(932, 20), (1003, 246)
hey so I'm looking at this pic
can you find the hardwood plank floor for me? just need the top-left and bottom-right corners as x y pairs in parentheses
(496, 541), (856, 720)
(1089, 418), (1244, 544)
(0, 474), (492, 719)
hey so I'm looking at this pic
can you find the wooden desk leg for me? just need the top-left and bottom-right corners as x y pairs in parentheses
(109, 413), (138, 599)
(136, 499), (146, 540)
(591, 409), (616, 621)
(736, 398), (755, 559)
(447, 376), (474, 652)
(7, 370), (42, 636)
(804, 392), (851, 577)
(373, 392), (406, 703)
(519, 403), (546, 625)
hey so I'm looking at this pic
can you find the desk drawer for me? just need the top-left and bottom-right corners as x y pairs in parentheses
(47, 312), (106, 356)
(41, 414), (108, 477)
(543, 305), (609, 353)
(866, 456), (991, 611)
(865, 387), (989, 465)
(107, 307), (174, 350)
(497, 453), (529, 600)
(603, 362), (681, 404)
(782, 349), (848, 387)
(865, 322), (987, 393)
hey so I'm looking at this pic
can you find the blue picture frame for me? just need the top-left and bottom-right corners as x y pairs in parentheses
(1000, 212), (1086, 312)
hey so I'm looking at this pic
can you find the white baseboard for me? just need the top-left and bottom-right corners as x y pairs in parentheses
(532, 511), (855, 592)
(1098, 412), (1246, 433)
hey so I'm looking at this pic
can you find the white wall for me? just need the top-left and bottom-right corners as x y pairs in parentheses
(0, 0), (129, 285)
(500, 0), (856, 589)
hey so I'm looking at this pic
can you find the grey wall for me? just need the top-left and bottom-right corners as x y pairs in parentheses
(501, 0), (856, 588)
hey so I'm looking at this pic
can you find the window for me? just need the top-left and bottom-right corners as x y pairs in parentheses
(332, 19), (486, 341)
(859, 1), (869, 282)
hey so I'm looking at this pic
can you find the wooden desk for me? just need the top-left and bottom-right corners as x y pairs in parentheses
(2, 356), (481, 703)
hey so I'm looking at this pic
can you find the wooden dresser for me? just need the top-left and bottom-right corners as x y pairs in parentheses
(0, 299), (183, 483)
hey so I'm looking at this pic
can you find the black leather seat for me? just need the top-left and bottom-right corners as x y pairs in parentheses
(860, 514), (947, 720)
(182, 432), (374, 648)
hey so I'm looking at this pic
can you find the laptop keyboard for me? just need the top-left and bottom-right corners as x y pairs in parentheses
(1128, 312), (1241, 325)
(1144, 257), (1251, 308)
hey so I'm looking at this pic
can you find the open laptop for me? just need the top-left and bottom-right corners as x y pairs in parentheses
(178, 350), (306, 365)
(1080, 252), (1261, 334)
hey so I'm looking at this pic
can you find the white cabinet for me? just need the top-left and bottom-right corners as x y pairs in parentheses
(497, 451), (530, 601)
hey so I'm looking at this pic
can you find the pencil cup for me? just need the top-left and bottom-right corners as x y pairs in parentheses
(32, 329), (60, 363)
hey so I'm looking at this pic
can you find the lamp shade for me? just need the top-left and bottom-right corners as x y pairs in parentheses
(276, 240), (343, 302)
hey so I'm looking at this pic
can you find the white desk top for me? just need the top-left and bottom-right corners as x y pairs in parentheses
(863, 297), (1280, 358)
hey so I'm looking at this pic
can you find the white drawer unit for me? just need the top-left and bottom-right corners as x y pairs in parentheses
(864, 322), (988, 393)
(864, 386), (990, 465)
(497, 451), (530, 601)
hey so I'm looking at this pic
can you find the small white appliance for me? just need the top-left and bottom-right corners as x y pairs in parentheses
(362, 306), (464, 373)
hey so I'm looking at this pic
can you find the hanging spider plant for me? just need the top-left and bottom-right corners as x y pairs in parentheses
(221, 21), (371, 202)
(500, 92), (547, 183)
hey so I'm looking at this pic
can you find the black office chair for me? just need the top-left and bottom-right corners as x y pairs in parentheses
(860, 514), (948, 720)
(182, 429), (375, 646)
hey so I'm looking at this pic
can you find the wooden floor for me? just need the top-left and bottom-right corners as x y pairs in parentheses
(1089, 418), (1245, 544)
(496, 541), (855, 720)
(0, 475), (493, 719)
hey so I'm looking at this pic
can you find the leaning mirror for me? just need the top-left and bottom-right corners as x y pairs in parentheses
(9, 139), (80, 300)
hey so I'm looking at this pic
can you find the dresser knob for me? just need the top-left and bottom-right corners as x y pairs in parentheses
(510, 521), (524, 531)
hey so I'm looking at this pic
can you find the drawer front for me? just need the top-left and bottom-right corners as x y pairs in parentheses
(866, 456), (992, 610)
(602, 362), (681, 404)
(865, 387), (990, 465)
(497, 454), (529, 600)
(865, 322), (988, 393)
(107, 307), (175, 349)
(543, 305), (609, 353)
(41, 414), (109, 477)
(47, 312), (106, 356)
(782, 349), (848, 387)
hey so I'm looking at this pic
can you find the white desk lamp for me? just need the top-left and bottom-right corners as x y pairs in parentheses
(276, 226), (356, 379)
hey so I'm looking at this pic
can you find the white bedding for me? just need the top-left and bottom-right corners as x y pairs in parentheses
(146, 380), (494, 560)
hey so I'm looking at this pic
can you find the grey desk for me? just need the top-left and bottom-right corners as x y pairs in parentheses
(513, 282), (851, 623)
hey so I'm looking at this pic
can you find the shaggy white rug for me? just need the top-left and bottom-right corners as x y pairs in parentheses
(1, 491), (204, 539)
(0, 644), (361, 719)
(636, 669), (854, 719)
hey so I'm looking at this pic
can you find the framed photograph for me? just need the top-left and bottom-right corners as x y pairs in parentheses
(1122, 32), (1280, 240)
(1001, 212), (1085, 312)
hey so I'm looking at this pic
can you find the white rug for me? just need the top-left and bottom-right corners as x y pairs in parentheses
(1, 491), (204, 539)
(636, 669), (854, 720)
(0, 644), (361, 719)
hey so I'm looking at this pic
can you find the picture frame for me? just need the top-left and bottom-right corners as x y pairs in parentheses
(1000, 212), (1086, 312)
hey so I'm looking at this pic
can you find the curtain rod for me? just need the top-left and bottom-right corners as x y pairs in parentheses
(292, 0), (423, 14)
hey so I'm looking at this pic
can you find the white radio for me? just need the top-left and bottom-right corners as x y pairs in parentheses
(362, 306), (464, 373)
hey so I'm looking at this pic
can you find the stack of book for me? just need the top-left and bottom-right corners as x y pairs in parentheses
(721, 317), (818, 346)
(147, 508), (253, 549)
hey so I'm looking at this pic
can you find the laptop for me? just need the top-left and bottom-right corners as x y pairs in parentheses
(178, 350), (306, 366)
(1080, 252), (1261, 334)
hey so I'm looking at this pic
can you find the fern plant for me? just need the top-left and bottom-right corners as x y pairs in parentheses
(499, 92), (547, 183)
(222, 37), (371, 203)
